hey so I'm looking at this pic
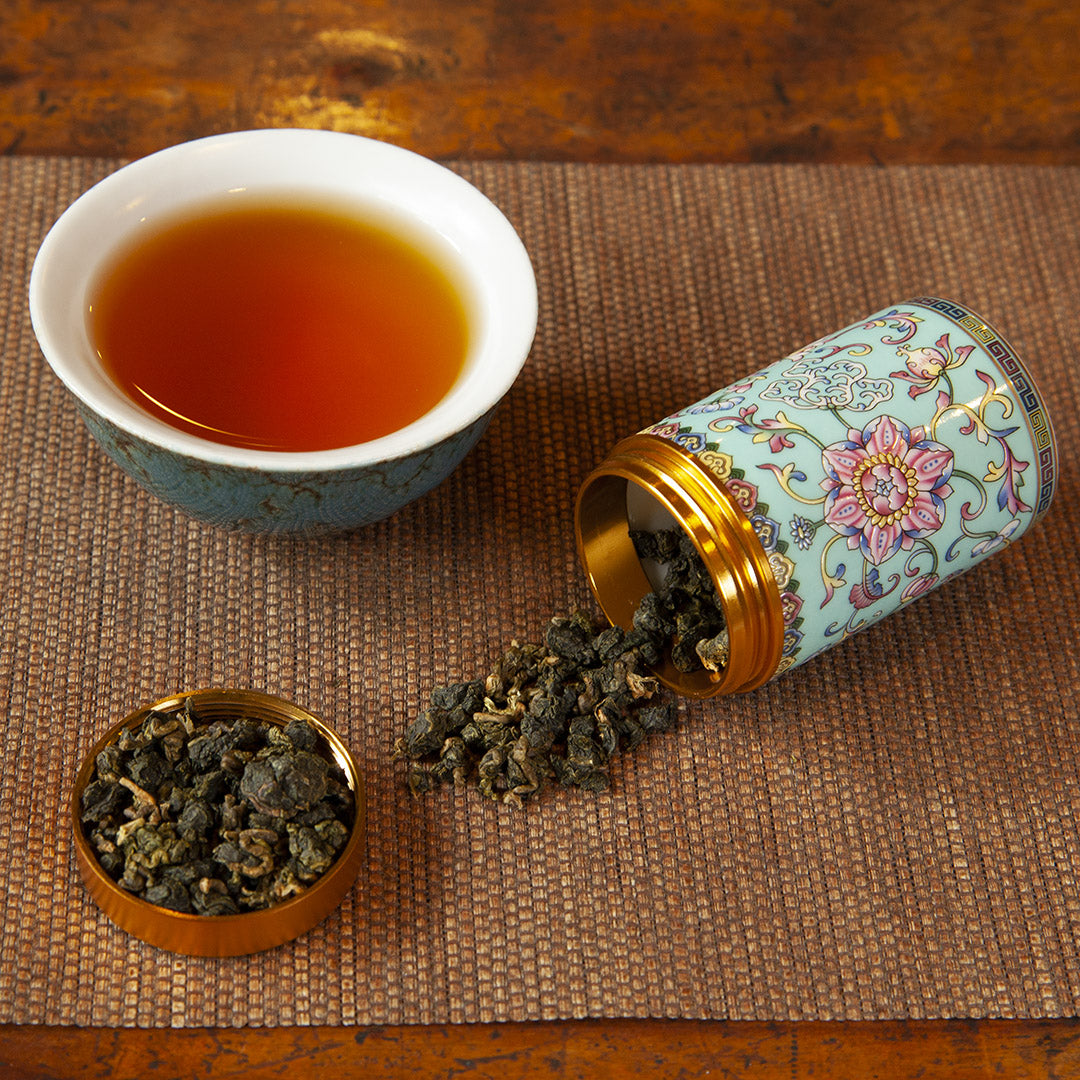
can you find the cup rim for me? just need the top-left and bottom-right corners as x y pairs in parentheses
(29, 129), (537, 473)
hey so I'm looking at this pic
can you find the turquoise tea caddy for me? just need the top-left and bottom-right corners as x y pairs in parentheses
(576, 297), (1058, 697)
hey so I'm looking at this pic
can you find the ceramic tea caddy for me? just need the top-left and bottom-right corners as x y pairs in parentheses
(576, 297), (1058, 697)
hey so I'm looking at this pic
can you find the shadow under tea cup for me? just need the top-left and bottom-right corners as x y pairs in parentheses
(29, 129), (538, 533)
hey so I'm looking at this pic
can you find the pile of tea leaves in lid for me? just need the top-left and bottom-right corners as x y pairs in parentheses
(80, 701), (354, 915)
(396, 529), (729, 806)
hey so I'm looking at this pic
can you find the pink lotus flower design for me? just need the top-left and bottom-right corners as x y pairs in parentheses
(821, 415), (954, 566)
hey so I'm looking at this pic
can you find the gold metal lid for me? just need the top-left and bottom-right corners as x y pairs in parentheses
(71, 688), (366, 956)
(574, 433), (784, 697)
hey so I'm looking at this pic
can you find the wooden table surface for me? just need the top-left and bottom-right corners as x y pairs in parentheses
(2, 0), (1078, 164)
(3, 1), (1079, 1077)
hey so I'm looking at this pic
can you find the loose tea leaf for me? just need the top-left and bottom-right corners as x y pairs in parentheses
(396, 528), (726, 805)
(630, 528), (728, 673)
(80, 701), (354, 915)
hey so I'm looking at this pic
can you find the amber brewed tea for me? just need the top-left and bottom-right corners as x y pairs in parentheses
(87, 198), (470, 452)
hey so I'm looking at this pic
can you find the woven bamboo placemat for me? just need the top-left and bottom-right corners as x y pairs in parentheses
(1, 157), (1078, 1026)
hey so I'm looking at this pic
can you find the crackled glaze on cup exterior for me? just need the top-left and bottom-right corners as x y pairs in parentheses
(641, 297), (1058, 677)
(29, 129), (537, 533)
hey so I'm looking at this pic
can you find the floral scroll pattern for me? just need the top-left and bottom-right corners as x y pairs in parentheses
(643, 302), (1054, 674)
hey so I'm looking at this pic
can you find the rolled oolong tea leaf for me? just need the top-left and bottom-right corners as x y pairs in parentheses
(395, 528), (727, 806)
(239, 750), (329, 816)
(630, 528), (727, 674)
(80, 704), (354, 915)
(395, 610), (673, 806)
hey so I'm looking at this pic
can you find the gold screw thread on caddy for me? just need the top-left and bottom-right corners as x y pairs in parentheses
(574, 434), (785, 698)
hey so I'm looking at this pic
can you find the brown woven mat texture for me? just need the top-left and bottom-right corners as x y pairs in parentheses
(1, 158), (1078, 1027)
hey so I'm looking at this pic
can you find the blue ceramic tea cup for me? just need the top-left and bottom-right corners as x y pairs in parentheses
(29, 130), (537, 532)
